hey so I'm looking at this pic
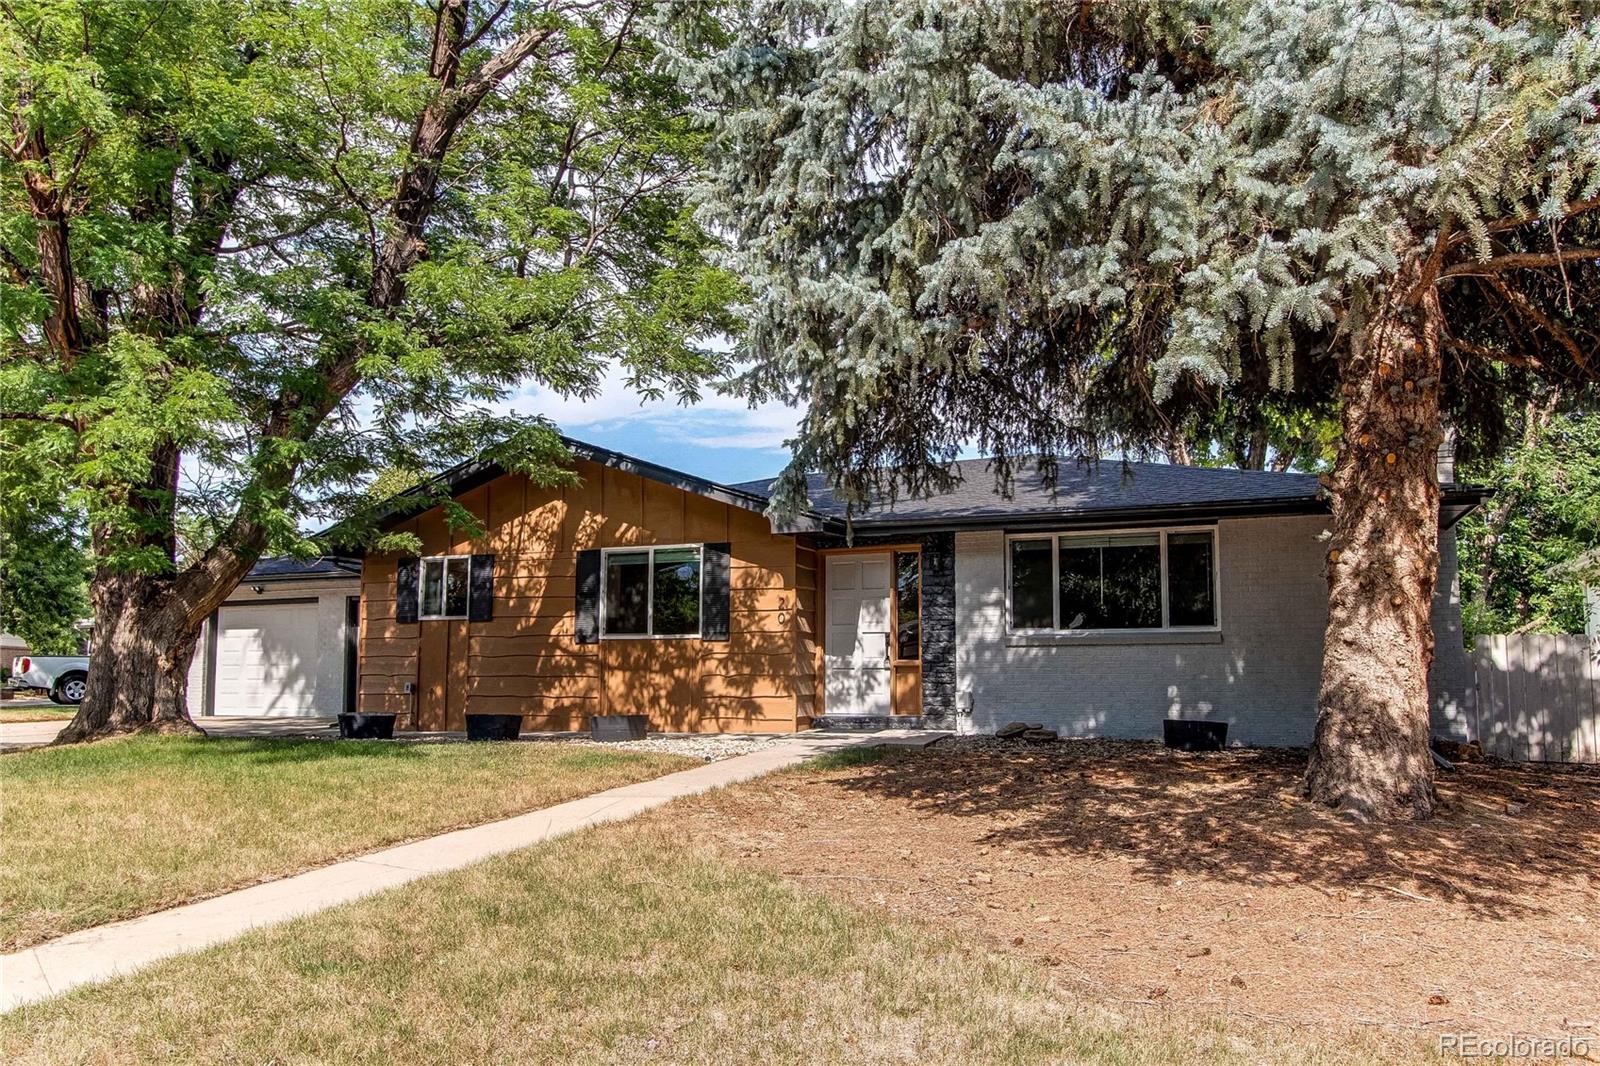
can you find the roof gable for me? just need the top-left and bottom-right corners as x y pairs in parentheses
(363, 436), (838, 537)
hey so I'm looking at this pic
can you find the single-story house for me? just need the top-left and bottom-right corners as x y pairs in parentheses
(185, 557), (362, 718)
(349, 438), (1485, 746)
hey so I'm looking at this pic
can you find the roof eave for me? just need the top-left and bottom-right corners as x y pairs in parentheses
(842, 497), (1329, 536)
(1440, 484), (1492, 530)
(842, 487), (1492, 537)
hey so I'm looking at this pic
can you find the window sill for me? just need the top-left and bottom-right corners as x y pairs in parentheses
(599, 633), (703, 641)
(1006, 630), (1223, 648)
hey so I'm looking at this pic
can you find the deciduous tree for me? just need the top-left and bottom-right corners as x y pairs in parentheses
(3, 0), (734, 741)
(1459, 400), (1600, 638)
(0, 512), (90, 656)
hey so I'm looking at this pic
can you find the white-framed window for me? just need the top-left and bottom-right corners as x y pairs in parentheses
(419, 555), (472, 620)
(1006, 526), (1220, 633)
(601, 544), (703, 638)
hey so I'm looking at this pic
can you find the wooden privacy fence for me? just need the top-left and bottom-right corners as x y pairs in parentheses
(1473, 634), (1600, 764)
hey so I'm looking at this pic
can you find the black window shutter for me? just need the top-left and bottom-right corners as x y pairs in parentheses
(468, 554), (494, 622)
(575, 549), (602, 644)
(701, 542), (731, 641)
(395, 557), (420, 624)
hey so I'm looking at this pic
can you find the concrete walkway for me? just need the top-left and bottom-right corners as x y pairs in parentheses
(1, 729), (947, 1011)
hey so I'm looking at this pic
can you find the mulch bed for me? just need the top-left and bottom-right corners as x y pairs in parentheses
(695, 737), (1600, 1039)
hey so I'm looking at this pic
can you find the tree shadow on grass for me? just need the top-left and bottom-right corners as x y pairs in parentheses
(822, 740), (1600, 920)
(192, 737), (429, 765)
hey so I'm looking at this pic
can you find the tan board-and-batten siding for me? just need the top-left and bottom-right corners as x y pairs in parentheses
(358, 459), (812, 733)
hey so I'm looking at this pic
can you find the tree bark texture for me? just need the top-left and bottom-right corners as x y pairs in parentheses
(1304, 288), (1445, 821)
(57, 571), (204, 743)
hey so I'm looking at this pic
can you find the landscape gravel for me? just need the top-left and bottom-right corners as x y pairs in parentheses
(565, 732), (791, 762)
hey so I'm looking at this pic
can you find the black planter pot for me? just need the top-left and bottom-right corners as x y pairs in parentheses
(466, 713), (524, 741)
(590, 714), (648, 742)
(338, 712), (397, 740)
(1163, 719), (1228, 752)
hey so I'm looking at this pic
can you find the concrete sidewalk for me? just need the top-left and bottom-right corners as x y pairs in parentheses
(1, 728), (946, 1011)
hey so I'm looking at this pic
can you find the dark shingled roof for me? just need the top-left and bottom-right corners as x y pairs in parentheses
(326, 439), (1488, 548)
(733, 458), (1487, 532)
(245, 556), (362, 580)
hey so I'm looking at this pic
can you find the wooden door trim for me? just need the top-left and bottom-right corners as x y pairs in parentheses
(887, 547), (923, 667)
(887, 548), (923, 715)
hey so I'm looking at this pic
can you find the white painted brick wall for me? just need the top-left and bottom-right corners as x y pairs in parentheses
(955, 516), (1476, 747)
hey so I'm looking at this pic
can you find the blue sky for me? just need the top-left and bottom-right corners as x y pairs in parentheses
(496, 362), (800, 486)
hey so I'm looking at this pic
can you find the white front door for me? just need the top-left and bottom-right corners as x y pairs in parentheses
(825, 553), (893, 716)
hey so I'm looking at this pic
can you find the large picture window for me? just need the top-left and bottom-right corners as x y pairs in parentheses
(1007, 528), (1218, 632)
(419, 555), (471, 619)
(603, 545), (703, 637)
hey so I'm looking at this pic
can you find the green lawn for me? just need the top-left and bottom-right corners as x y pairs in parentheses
(0, 736), (695, 950)
(0, 810), (1419, 1065)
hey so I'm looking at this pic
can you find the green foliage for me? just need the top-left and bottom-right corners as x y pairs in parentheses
(0, 397), (87, 652)
(1458, 406), (1600, 637)
(2, 1), (737, 582)
(1185, 396), (1340, 472)
(0, 512), (90, 655)
(673, 1), (1600, 511)
(363, 467), (426, 503)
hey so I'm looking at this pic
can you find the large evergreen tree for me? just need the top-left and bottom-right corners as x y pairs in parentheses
(2, 0), (735, 741)
(679, 0), (1600, 819)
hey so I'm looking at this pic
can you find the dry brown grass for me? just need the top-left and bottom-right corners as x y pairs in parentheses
(1, 813), (1413, 1066)
(698, 740), (1600, 1044)
(0, 735), (694, 949)
(5, 740), (1592, 1063)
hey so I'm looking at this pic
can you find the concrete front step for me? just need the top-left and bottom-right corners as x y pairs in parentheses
(810, 715), (941, 731)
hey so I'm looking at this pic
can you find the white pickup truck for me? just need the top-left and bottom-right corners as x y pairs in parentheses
(9, 656), (91, 704)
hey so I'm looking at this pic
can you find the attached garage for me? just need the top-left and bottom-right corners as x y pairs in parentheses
(213, 602), (322, 716)
(186, 558), (362, 720)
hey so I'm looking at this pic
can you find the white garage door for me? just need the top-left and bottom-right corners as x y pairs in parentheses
(214, 602), (321, 716)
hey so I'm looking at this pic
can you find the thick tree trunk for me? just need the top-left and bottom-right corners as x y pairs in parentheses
(1304, 296), (1444, 821)
(55, 570), (205, 743)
